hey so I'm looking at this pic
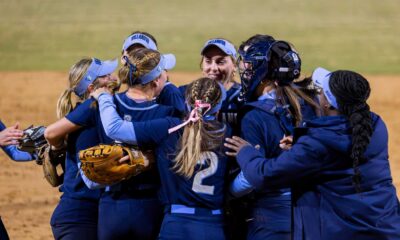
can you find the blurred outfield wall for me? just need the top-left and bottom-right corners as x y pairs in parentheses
(0, 0), (399, 73)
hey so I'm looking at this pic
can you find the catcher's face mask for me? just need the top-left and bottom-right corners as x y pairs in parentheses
(237, 39), (275, 103)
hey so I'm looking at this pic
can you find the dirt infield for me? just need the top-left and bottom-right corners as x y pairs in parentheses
(0, 72), (399, 239)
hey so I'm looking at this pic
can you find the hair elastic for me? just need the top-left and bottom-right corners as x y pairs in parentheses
(123, 56), (137, 86)
(168, 100), (211, 134)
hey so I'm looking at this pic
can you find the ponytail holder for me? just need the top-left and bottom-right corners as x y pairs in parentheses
(123, 56), (137, 85)
(194, 100), (211, 115)
(168, 100), (211, 134)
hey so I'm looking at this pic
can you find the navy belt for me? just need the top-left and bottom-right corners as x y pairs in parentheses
(168, 204), (222, 215)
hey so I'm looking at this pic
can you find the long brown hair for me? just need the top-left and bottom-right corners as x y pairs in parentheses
(173, 78), (224, 178)
(267, 46), (319, 126)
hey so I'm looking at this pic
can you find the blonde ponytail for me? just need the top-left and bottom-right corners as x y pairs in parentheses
(56, 58), (92, 119)
(56, 89), (74, 119)
(173, 78), (224, 178)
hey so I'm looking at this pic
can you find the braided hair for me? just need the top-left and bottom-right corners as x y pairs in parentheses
(329, 70), (373, 192)
(119, 48), (160, 86)
(173, 78), (224, 178)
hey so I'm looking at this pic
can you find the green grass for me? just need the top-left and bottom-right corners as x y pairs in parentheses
(0, 0), (399, 73)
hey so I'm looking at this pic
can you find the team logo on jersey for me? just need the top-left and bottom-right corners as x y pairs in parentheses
(124, 115), (132, 122)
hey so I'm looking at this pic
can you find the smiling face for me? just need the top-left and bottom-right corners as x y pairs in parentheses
(201, 46), (236, 83)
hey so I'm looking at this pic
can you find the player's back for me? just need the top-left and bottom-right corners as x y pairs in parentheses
(112, 92), (176, 191)
(156, 122), (229, 210)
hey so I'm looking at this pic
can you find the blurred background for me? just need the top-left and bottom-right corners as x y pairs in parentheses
(0, 1), (399, 239)
(0, 0), (399, 73)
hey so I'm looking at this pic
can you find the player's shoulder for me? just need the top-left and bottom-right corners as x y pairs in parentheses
(163, 81), (180, 90)
(66, 98), (98, 123)
(76, 97), (96, 109)
(242, 103), (276, 122)
(161, 82), (184, 98)
(156, 102), (175, 112)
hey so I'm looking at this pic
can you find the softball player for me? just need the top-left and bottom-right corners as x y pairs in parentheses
(231, 35), (318, 240)
(122, 31), (185, 115)
(44, 57), (117, 240)
(225, 69), (400, 240)
(92, 77), (230, 240)
(91, 48), (177, 240)
(180, 38), (241, 131)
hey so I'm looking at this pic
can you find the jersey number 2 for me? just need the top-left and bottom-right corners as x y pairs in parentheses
(192, 151), (218, 195)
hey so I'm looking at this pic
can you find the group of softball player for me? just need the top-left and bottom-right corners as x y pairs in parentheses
(1, 31), (400, 240)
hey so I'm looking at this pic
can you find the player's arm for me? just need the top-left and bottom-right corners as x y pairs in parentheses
(0, 121), (23, 147)
(2, 145), (34, 161)
(228, 112), (265, 196)
(45, 118), (80, 149)
(44, 99), (98, 148)
(78, 162), (105, 189)
(225, 136), (326, 190)
(241, 112), (268, 155)
(95, 92), (137, 144)
(0, 121), (34, 161)
(96, 92), (180, 145)
(229, 171), (255, 197)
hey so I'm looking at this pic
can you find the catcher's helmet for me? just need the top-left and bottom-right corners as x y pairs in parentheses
(237, 39), (301, 103)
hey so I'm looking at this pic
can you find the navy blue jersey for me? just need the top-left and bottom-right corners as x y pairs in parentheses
(63, 98), (113, 200)
(237, 97), (317, 237)
(218, 82), (242, 133)
(134, 118), (230, 209)
(237, 113), (400, 240)
(111, 92), (176, 192)
(178, 85), (187, 98)
(157, 81), (185, 116)
(239, 99), (293, 197)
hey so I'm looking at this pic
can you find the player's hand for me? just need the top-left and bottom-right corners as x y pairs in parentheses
(118, 153), (150, 168)
(91, 87), (111, 100)
(0, 123), (24, 146)
(279, 135), (293, 150)
(119, 155), (130, 164)
(224, 136), (253, 157)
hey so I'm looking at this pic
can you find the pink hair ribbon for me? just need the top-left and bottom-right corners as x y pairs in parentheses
(168, 100), (211, 134)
